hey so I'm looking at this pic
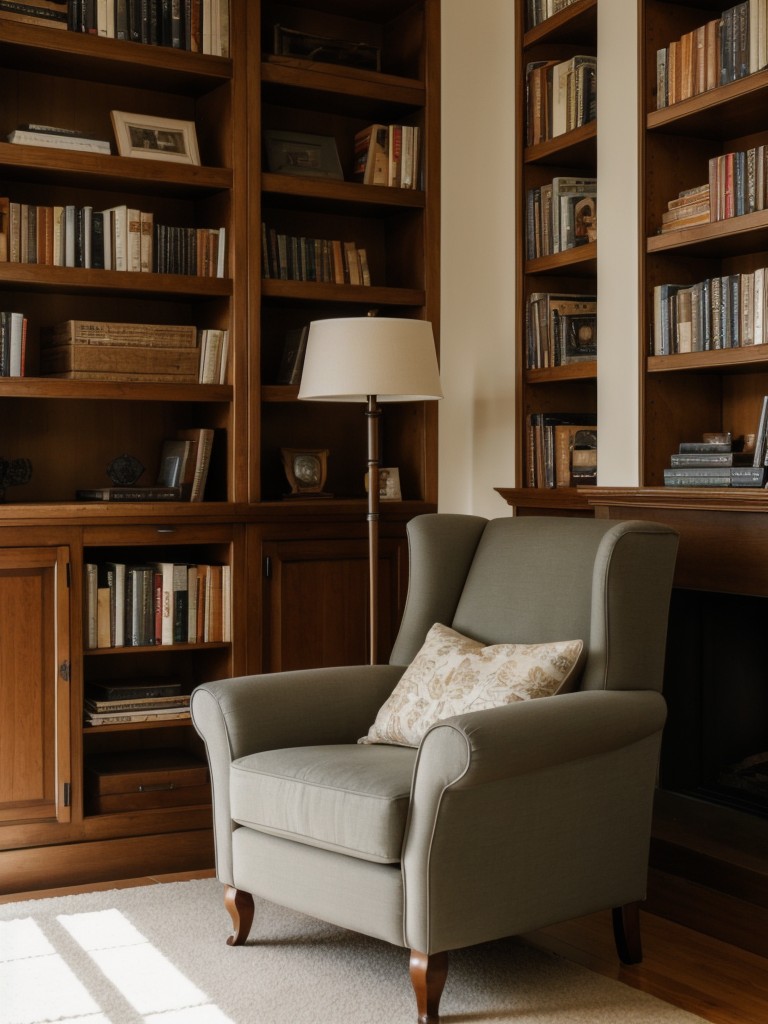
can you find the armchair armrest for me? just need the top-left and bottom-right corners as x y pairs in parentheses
(402, 690), (667, 953)
(191, 664), (404, 885)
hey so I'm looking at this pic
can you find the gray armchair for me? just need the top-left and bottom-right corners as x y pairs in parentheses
(191, 514), (679, 1023)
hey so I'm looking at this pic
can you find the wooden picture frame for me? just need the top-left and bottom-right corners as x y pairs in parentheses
(281, 448), (331, 497)
(111, 111), (201, 165)
(264, 129), (343, 180)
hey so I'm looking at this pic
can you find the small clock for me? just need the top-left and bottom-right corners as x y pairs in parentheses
(281, 448), (331, 497)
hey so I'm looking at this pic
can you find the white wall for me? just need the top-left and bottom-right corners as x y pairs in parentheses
(439, 0), (641, 515)
(438, 0), (517, 517)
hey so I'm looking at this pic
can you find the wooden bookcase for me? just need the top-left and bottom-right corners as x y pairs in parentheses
(642, 0), (768, 483)
(509, 0), (598, 514)
(0, 0), (439, 894)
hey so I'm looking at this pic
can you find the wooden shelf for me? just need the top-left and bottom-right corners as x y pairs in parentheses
(525, 241), (597, 276)
(261, 58), (425, 109)
(0, 379), (231, 401)
(647, 209), (768, 258)
(524, 121), (597, 169)
(261, 172), (425, 210)
(523, 0), (597, 46)
(0, 264), (232, 297)
(495, 486), (595, 512)
(0, 142), (232, 195)
(647, 347), (768, 374)
(525, 360), (597, 384)
(261, 279), (425, 306)
(647, 67), (768, 139)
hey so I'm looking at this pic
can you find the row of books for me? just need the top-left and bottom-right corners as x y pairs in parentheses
(0, 311), (27, 377)
(0, 199), (226, 278)
(526, 292), (596, 370)
(83, 677), (190, 726)
(652, 267), (768, 355)
(525, 55), (596, 147)
(77, 427), (213, 502)
(525, 176), (597, 259)
(84, 558), (230, 650)
(656, 0), (768, 109)
(262, 225), (371, 286)
(709, 145), (768, 222)
(1, 0), (230, 56)
(526, 413), (597, 489)
(663, 434), (766, 487)
(525, 0), (582, 30)
(353, 124), (421, 189)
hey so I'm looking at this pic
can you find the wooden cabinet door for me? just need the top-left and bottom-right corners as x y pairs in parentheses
(260, 536), (407, 672)
(0, 547), (71, 827)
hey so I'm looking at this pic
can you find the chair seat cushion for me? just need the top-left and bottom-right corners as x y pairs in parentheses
(230, 743), (417, 864)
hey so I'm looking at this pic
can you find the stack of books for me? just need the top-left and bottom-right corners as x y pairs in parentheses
(83, 678), (190, 727)
(663, 433), (762, 487)
(659, 184), (711, 234)
(41, 319), (200, 382)
(353, 124), (421, 188)
(7, 123), (111, 155)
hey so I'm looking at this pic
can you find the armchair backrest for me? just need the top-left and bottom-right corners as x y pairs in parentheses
(389, 514), (679, 694)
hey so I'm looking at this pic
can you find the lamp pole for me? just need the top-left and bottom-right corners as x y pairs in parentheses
(366, 394), (382, 665)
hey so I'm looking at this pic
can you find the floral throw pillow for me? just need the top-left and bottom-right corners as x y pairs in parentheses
(359, 623), (584, 747)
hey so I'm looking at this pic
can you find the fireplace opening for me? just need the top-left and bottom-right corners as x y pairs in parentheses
(660, 588), (768, 820)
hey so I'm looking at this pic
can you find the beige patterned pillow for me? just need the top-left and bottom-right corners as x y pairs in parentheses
(360, 623), (584, 747)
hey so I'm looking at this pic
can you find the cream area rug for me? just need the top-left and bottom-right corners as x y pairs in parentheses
(0, 878), (708, 1024)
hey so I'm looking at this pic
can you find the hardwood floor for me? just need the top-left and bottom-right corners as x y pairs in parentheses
(2, 871), (765, 1024)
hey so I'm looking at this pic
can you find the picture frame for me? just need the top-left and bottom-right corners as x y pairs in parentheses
(273, 24), (381, 72)
(263, 129), (343, 180)
(281, 448), (331, 498)
(110, 111), (201, 165)
(366, 467), (402, 501)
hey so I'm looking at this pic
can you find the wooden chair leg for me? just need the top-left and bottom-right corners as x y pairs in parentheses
(224, 885), (255, 946)
(612, 901), (643, 964)
(409, 949), (449, 1023)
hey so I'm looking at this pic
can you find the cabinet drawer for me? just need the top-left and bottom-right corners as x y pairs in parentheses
(85, 750), (210, 814)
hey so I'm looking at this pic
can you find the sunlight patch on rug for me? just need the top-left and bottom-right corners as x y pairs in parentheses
(0, 878), (709, 1024)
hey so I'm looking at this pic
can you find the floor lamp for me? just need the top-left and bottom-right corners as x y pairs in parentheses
(298, 316), (442, 665)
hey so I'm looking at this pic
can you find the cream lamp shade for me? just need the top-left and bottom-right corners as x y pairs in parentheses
(298, 317), (443, 402)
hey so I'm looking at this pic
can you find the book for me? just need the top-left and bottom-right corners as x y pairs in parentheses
(175, 427), (214, 501)
(76, 486), (182, 501)
(276, 325), (309, 385)
(85, 678), (183, 701)
(45, 320), (198, 347)
(7, 129), (111, 155)
(40, 343), (199, 380)
(353, 124), (388, 185)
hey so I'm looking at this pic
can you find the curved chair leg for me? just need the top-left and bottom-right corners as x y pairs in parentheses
(409, 949), (449, 1023)
(224, 885), (255, 946)
(612, 901), (643, 964)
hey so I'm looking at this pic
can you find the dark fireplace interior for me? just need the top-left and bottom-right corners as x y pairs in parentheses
(661, 588), (768, 820)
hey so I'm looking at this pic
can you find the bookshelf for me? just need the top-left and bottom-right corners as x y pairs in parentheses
(253, 0), (440, 507)
(642, 0), (768, 485)
(509, 0), (598, 512)
(0, 5), (248, 892)
(0, 0), (440, 894)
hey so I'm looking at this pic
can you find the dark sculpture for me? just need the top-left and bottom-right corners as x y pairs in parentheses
(0, 458), (32, 502)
